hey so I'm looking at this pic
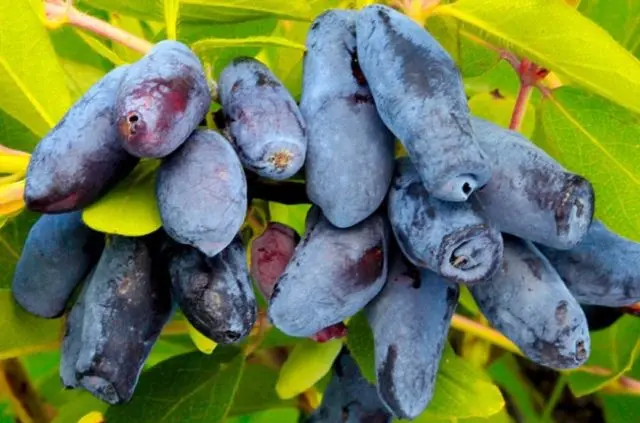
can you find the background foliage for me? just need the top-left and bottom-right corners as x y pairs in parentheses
(0, 0), (639, 422)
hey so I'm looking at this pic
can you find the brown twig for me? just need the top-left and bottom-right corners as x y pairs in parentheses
(0, 358), (53, 423)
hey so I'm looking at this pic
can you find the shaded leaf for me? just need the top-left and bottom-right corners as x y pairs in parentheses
(229, 364), (296, 416)
(435, 0), (640, 114)
(0, 291), (62, 360)
(226, 408), (300, 423)
(0, 211), (38, 289)
(109, 14), (147, 63)
(0, 110), (40, 152)
(539, 86), (640, 241)
(52, 391), (108, 423)
(105, 347), (244, 422)
(275, 338), (342, 399)
(567, 316), (640, 396)
(82, 160), (162, 236)
(345, 311), (376, 384)
(0, 1), (72, 136)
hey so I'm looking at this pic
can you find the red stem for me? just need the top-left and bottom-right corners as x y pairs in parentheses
(509, 82), (533, 131)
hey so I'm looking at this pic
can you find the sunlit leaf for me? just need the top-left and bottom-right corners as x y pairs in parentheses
(0, 0), (72, 136)
(435, 0), (640, 114)
(82, 160), (162, 237)
(539, 86), (640, 241)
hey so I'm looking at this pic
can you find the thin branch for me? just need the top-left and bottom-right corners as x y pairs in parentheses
(44, 0), (153, 54)
(0, 358), (53, 423)
(450, 314), (640, 395)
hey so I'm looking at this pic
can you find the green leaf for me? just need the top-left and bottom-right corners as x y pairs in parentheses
(83, 0), (312, 23)
(187, 321), (218, 355)
(578, 0), (640, 55)
(488, 355), (542, 423)
(468, 91), (536, 139)
(72, 30), (128, 66)
(400, 345), (505, 421)
(427, 15), (500, 78)
(457, 286), (480, 315)
(109, 15), (147, 63)
(598, 356), (640, 423)
(567, 316), (640, 396)
(0, 110), (39, 152)
(192, 36), (305, 55)
(0, 1), (72, 135)
(0, 211), (37, 289)
(275, 338), (342, 399)
(464, 60), (523, 99)
(145, 337), (196, 368)
(268, 202), (311, 237)
(539, 86), (640, 241)
(82, 160), (162, 236)
(105, 347), (245, 422)
(229, 364), (296, 416)
(164, 0), (181, 41)
(435, 0), (640, 114)
(0, 291), (62, 360)
(346, 311), (376, 384)
(158, 18), (278, 78)
(226, 408), (300, 423)
(52, 391), (108, 423)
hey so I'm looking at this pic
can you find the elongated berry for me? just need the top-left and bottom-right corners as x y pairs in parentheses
(25, 66), (138, 212)
(116, 40), (211, 158)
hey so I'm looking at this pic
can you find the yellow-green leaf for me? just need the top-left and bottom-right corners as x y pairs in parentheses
(567, 316), (640, 396)
(268, 202), (311, 237)
(73, 30), (128, 66)
(435, 0), (640, 114)
(83, 0), (312, 23)
(0, 0), (72, 136)
(188, 322), (217, 355)
(164, 0), (181, 41)
(468, 91), (536, 138)
(82, 160), (162, 237)
(539, 86), (640, 241)
(192, 36), (305, 55)
(345, 311), (376, 384)
(400, 345), (505, 421)
(276, 338), (342, 399)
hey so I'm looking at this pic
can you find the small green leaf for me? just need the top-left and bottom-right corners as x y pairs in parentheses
(164, 0), (181, 41)
(468, 91), (536, 138)
(268, 202), (311, 237)
(401, 345), (505, 421)
(346, 311), (376, 384)
(229, 364), (297, 416)
(82, 160), (162, 237)
(105, 347), (245, 423)
(276, 338), (342, 399)
(187, 321), (218, 355)
(567, 316), (640, 396)
(539, 86), (640, 241)
(436, 0), (640, 114)
(0, 0), (72, 136)
(488, 355), (542, 423)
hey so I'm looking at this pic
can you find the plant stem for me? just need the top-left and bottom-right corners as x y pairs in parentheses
(44, 1), (153, 54)
(509, 82), (533, 131)
(450, 314), (640, 395)
(540, 375), (566, 422)
(0, 358), (53, 423)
